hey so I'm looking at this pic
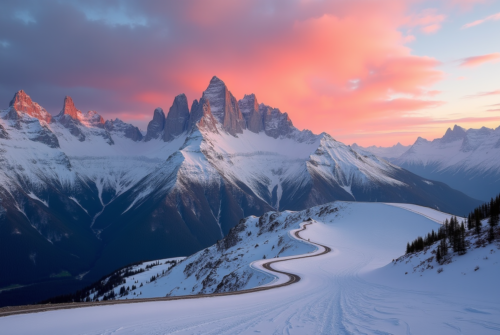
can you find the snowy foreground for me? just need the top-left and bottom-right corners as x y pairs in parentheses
(2, 202), (500, 334)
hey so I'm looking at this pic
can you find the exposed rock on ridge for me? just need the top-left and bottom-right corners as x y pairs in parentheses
(9, 90), (52, 123)
(163, 94), (190, 142)
(144, 108), (165, 141)
(202, 76), (246, 136)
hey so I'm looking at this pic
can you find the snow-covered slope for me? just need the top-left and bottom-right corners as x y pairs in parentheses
(3, 201), (499, 334)
(0, 78), (481, 307)
(356, 125), (500, 201)
(351, 142), (410, 159)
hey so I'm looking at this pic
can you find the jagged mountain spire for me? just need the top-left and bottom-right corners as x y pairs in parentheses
(144, 107), (165, 141)
(202, 76), (246, 135)
(9, 90), (52, 123)
(164, 94), (190, 142)
(60, 96), (80, 119)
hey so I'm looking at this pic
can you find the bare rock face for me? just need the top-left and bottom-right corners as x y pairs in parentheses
(163, 94), (190, 142)
(61, 96), (80, 119)
(441, 125), (466, 144)
(0, 124), (9, 139)
(238, 94), (263, 133)
(259, 104), (294, 139)
(31, 123), (60, 148)
(85, 111), (106, 128)
(144, 108), (165, 141)
(188, 97), (218, 133)
(202, 76), (245, 136)
(105, 119), (143, 142)
(9, 90), (52, 123)
(55, 96), (85, 141)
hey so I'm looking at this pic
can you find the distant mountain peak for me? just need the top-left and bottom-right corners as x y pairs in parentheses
(9, 90), (52, 123)
(59, 96), (81, 120)
(441, 124), (466, 143)
(202, 76), (245, 135)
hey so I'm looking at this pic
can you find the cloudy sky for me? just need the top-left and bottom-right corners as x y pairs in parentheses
(1, 0), (499, 146)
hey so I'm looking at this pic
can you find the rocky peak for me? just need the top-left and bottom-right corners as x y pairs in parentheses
(105, 118), (143, 142)
(55, 96), (85, 141)
(202, 76), (245, 135)
(83, 111), (105, 128)
(163, 94), (190, 142)
(441, 125), (466, 144)
(188, 97), (218, 133)
(238, 94), (263, 133)
(238, 94), (259, 115)
(60, 96), (81, 120)
(144, 107), (165, 141)
(259, 103), (294, 139)
(9, 90), (52, 123)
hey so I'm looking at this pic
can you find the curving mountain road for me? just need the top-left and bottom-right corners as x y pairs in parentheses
(1, 202), (499, 335)
(0, 221), (330, 318)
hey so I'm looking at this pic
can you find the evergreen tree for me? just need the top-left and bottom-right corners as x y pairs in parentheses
(475, 215), (482, 236)
(467, 213), (474, 230)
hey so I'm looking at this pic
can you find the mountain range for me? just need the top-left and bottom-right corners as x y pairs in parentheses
(0, 77), (481, 306)
(354, 125), (500, 201)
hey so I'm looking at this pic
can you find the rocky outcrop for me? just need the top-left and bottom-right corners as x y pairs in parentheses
(202, 76), (245, 135)
(85, 111), (106, 128)
(238, 94), (263, 133)
(8, 90), (52, 123)
(259, 104), (294, 139)
(188, 97), (218, 133)
(105, 119), (143, 142)
(0, 124), (9, 139)
(144, 108), (165, 141)
(163, 94), (190, 142)
(55, 96), (85, 141)
(441, 125), (466, 144)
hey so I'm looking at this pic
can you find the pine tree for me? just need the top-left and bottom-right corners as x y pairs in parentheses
(436, 246), (442, 263)
(475, 215), (482, 236)
(467, 213), (474, 230)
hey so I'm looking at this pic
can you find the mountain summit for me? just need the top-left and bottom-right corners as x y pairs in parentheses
(0, 77), (481, 306)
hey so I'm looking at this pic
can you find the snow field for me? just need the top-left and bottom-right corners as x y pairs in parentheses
(2, 202), (498, 334)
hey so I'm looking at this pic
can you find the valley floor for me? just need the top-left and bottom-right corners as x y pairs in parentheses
(1, 203), (499, 334)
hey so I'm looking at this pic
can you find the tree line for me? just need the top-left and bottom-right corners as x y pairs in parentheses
(405, 193), (500, 262)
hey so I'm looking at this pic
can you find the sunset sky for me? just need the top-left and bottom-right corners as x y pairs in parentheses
(1, 0), (499, 146)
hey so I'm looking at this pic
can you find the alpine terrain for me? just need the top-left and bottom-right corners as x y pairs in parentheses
(0, 77), (481, 306)
(355, 125), (500, 201)
(2, 201), (498, 334)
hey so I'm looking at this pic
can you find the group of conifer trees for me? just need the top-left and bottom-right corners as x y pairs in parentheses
(406, 216), (466, 260)
(405, 192), (500, 262)
(467, 194), (500, 242)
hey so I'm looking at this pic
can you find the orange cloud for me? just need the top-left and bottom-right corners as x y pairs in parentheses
(459, 53), (500, 67)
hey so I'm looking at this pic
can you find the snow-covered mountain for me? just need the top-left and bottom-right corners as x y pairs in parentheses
(0, 78), (481, 306)
(351, 142), (410, 159)
(7, 201), (499, 334)
(356, 125), (500, 201)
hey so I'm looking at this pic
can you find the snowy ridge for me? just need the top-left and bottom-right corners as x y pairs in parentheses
(354, 125), (500, 201)
(5, 202), (499, 334)
(0, 80), (482, 303)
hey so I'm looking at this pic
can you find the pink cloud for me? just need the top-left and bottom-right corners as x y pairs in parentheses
(406, 9), (446, 34)
(459, 53), (500, 67)
(465, 89), (500, 98)
(463, 12), (500, 28)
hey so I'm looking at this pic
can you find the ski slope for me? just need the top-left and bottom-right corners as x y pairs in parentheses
(2, 202), (499, 334)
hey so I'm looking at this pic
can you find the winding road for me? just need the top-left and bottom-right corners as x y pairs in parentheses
(1, 202), (499, 335)
(0, 221), (330, 318)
